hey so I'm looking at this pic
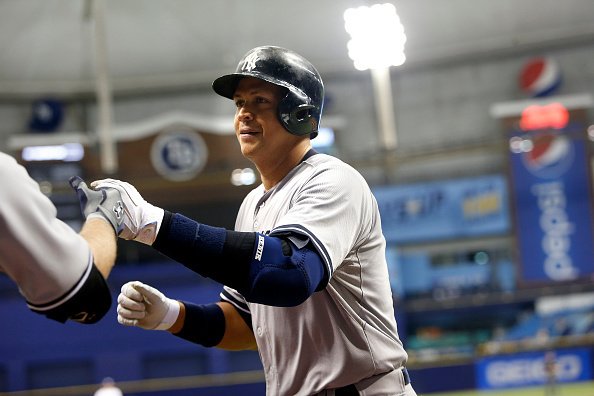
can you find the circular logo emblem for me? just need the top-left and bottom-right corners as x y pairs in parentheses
(518, 57), (562, 98)
(150, 130), (208, 181)
(522, 133), (574, 179)
(29, 98), (64, 132)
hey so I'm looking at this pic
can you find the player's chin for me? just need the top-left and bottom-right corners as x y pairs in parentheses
(238, 139), (261, 157)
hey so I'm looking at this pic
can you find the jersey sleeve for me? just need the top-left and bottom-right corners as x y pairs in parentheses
(0, 152), (112, 324)
(28, 257), (112, 324)
(270, 161), (372, 276)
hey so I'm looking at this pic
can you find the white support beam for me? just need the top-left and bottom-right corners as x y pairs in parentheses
(92, 0), (117, 174)
(371, 67), (398, 151)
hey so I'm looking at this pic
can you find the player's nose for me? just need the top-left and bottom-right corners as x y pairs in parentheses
(236, 106), (254, 122)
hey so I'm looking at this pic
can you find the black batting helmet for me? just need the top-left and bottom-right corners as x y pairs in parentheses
(212, 46), (324, 138)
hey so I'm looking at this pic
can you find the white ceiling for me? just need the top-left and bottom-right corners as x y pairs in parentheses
(1, 0), (594, 97)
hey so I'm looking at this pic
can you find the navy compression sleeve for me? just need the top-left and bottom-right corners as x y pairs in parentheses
(173, 302), (225, 347)
(153, 212), (328, 306)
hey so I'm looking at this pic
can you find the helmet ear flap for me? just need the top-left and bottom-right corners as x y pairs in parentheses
(292, 104), (315, 123)
(279, 100), (317, 136)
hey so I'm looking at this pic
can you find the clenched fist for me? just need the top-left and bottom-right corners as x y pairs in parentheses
(117, 281), (180, 331)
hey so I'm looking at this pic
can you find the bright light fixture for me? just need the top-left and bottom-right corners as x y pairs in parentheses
(231, 168), (257, 186)
(22, 143), (84, 162)
(344, 3), (406, 70)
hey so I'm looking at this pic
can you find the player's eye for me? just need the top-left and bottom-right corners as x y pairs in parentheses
(255, 96), (270, 104)
(234, 99), (245, 108)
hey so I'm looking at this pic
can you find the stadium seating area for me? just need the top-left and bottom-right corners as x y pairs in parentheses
(406, 301), (594, 364)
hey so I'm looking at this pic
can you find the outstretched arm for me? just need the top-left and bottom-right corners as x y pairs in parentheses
(117, 282), (256, 350)
(90, 178), (329, 307)
(79, 217), (117, 279)
(0, 157), (121, 324)
(70, 175), (123, 278)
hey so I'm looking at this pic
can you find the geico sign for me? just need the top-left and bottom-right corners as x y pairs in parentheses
(486, 355), (582, 386)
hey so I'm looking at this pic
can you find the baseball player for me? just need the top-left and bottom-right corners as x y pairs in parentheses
(0, 151), (124, 324)
(88, 46), (416, 395)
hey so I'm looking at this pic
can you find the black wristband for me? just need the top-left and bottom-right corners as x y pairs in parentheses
(173, 302), (225, 347)
(153, 210), (174, 247)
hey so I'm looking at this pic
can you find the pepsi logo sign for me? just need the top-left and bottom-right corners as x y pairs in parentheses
(522, 133), (574, 179)
(519, 57), (562, 98)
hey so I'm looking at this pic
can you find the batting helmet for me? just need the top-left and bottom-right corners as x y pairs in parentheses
(212, 46), (324, 138)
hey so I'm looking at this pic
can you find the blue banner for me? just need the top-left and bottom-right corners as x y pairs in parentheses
(374, 175), (510, 243)
(508, 125), (594, 282)
(476, 348), (593, 390)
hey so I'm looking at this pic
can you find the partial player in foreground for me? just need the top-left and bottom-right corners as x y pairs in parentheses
(0, 151), (123, 324)
(80, 46), (417, 395)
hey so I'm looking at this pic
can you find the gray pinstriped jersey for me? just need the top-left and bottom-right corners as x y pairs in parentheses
(0, 152), (92, 312)
(221, 153), (408, 395)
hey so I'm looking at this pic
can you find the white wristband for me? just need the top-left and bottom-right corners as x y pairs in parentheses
(155, 299), (180, 331)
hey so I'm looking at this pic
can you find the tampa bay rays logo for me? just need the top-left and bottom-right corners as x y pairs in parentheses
(240, 51), (260, 72)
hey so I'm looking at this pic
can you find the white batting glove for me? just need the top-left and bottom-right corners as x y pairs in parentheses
(91, 178), (164, 245)
(117, 281), (180, 331)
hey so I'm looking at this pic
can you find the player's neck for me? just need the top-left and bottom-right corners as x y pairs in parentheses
(258, 143), (312, 191)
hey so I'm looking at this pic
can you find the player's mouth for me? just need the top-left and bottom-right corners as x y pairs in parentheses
(239, 127), (261, 136)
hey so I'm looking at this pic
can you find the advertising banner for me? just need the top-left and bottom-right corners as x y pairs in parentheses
(476, 348), (593, 390)
(374, 175), (510, 244)
(508, 124), (594, 283)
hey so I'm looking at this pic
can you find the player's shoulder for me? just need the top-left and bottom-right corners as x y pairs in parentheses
(304, 153), (367, 184)
(0, 152), (17, 177)
(305, 152), (355, 172)
(0, 151), (14, 163)
(0, 152), (32, 199)
(0, 152), (31, 179)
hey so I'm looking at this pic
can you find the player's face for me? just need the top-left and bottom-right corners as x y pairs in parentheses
(233, 77), (300, 162)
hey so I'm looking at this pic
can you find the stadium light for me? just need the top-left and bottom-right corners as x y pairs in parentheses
(344, 3), (406, 71)
(344, 3), (406, 150)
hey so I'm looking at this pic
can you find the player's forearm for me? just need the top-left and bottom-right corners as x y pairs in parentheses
(79, 217), (117, 278)
(216, 302), (257, 350)
(169, 301), (256, 350)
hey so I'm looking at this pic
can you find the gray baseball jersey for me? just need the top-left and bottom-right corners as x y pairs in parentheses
(0, 152), (110, 323)
(221, 152), (408, 395)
